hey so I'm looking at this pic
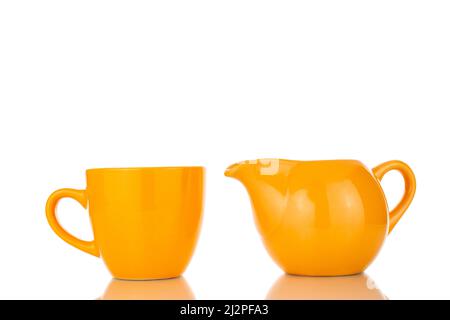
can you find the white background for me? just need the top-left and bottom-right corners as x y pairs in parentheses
(0, 1), (449, 300)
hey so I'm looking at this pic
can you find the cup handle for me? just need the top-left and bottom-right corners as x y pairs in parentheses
(45, 188), (100, 257)
(372, 160), (416, 234)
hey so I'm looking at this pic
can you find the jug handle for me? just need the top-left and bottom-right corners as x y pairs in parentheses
(373, 160), (416, 234)
(45, 188), (100, 257)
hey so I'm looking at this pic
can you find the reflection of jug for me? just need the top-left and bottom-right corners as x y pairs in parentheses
(267, 273), (387, 300)
(100, 277), (195, 300)
(225, 159), (416, 276)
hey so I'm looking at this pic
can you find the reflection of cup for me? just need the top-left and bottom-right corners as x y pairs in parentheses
(266, 273), (387, 300)
(46, 167), (204, 280)
(100, 277), (195, 300)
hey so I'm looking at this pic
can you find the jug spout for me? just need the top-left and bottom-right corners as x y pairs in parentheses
(225, 161), (262, 181)
(225, 159), (293, 236)
(225, 159), (282, 180)
(224, 162), (243, 178)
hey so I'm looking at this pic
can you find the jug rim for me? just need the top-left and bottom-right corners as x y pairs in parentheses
(242, 158), (364, 164)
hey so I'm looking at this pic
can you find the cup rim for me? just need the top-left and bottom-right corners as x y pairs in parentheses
(86, 166), (204, 173)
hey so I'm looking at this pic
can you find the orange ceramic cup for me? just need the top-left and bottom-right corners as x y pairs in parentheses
(46, 167), (204, 280)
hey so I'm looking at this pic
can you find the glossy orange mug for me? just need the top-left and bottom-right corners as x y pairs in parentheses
(225, 159), (416, 276)
(46, 167), (204, 280)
